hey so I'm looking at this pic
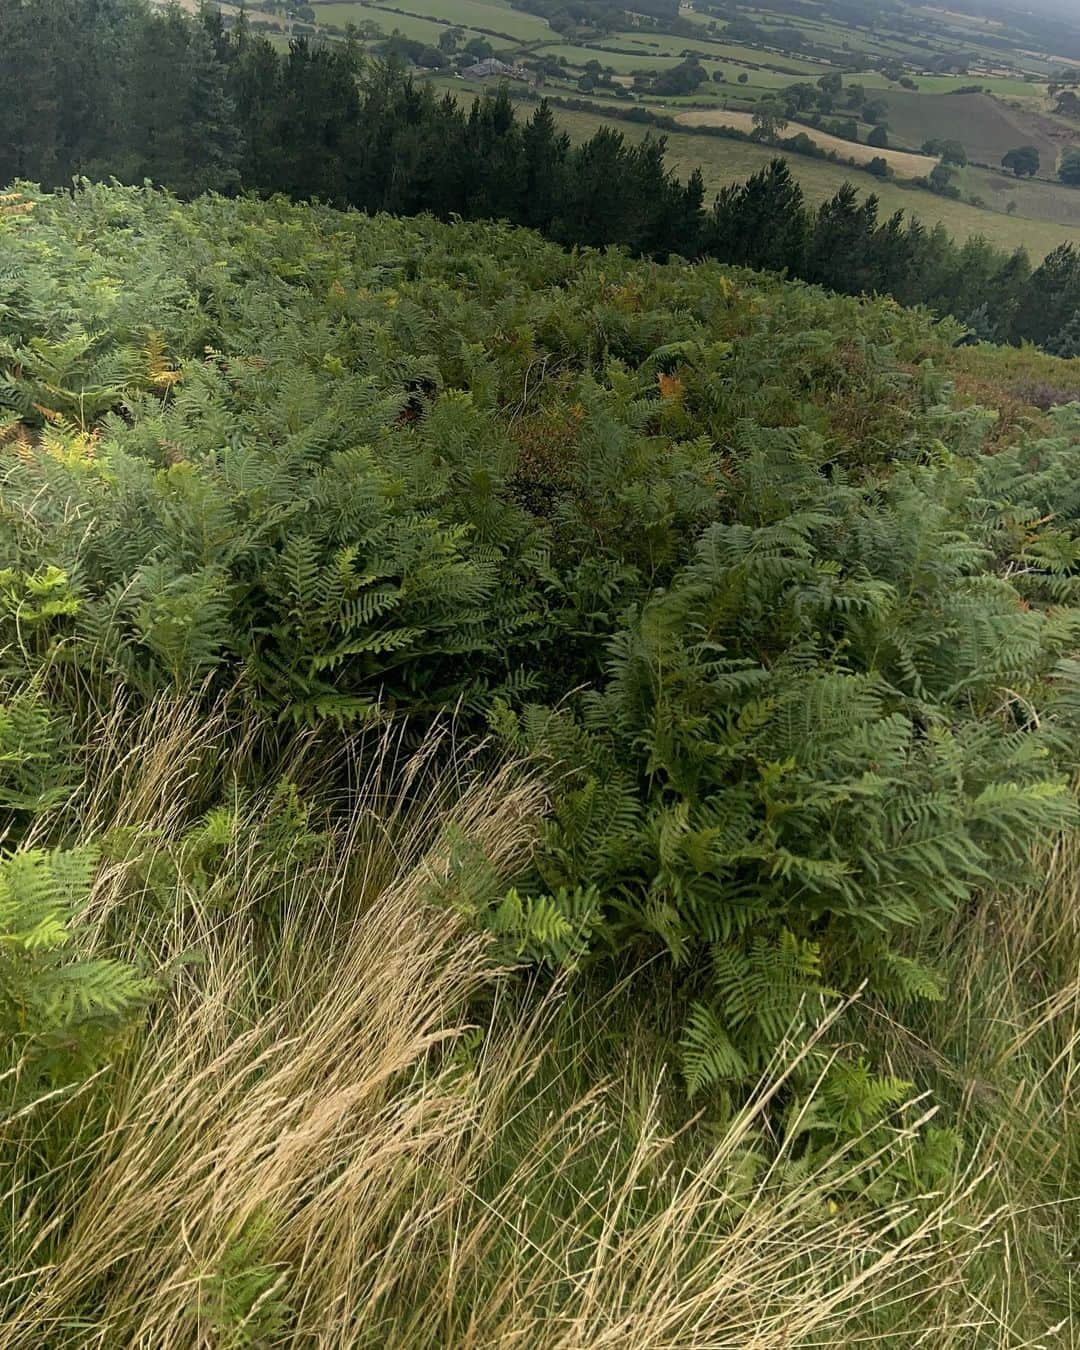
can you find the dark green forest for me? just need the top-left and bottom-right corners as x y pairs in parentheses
(6, 0), (1080, 351)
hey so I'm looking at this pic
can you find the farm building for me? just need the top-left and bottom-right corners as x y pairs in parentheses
(461, 58), (525, 80)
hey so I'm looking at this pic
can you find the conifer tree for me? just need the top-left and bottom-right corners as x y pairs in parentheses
(520, 101), (570, 234)
(704, 159), (808, 274)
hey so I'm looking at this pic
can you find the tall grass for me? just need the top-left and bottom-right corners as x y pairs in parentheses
(0, 702), (1075, 1346)
(859, 832), (1080, 1344)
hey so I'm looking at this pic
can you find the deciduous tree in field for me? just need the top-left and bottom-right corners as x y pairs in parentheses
(924, 138), (968, 166)
(1058, 148), (1080, 186)
(1002, 145), (1040, 178)
(751, 101), (789, 140)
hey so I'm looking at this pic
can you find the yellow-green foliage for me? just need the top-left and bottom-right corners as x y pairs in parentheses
(0, 182), (1079, 1343)
(4, 183), (1080, 1085)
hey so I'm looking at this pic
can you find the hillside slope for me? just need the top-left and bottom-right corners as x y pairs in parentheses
(674, 108), (937, 177)
(0, 184), (1078, 1345)
(542, 102), (1080, 257)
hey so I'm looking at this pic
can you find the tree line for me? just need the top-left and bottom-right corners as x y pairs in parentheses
(4, 0), (1080, 351)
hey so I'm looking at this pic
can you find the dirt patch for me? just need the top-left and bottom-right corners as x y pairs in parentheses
(672, 110), (934, 179)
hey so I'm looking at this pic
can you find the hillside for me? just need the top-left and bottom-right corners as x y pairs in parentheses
(673, 107), (937, 175)
(540, 101), (1080, 258)
(1, 182), (1079, 1345)
(880, 88), (1066, 166)
(253, 0), (1080, 255)
(12, 0), (1080, 355)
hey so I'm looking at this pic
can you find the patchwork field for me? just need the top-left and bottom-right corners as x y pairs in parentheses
(368, 0), (552, 38)
(607, 31), (827, 73)
(857, 72), (1047, 96)
(291, 0), (1080, 260)
(541, 103), (1080, 259)
(881, 89), (1066, 169)
(674, 109), (937, 177)
(311, 0), (551, 40)
(962, 161), (1080, 228)
(312, 1), (449, 39)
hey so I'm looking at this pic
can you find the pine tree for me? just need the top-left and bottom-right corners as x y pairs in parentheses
(520, 100), (569, 234)
(465, 89), (526, 222)
(807, 184), (879, 294)
(704, 159), (808, 275)
(1011, 242), (1080, 347)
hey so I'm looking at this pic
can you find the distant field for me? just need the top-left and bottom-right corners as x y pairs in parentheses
(366, 0), (552, 39)
(534, 43), (803, 86)
(880, 89), (1066, 168)
(605, 31), (825, 73)
(763, 15), (925, 59)
(540, 103), (1080, 258)
(858, 72), (1046, 96)
(532, 43), (699, 73)
(963, 162), (1080, 228)
(313, 1), (449, 40)
(313, 0), (551, 40)
(327, 0), (1080, 258)
(674, 109), (936, 177)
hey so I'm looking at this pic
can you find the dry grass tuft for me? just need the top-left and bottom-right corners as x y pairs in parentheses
(0, 703), (1072, 1346)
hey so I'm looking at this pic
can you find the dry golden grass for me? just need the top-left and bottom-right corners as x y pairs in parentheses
(854, 830), (1080, 1343)
(672, 111), (935, 178)
(1, 701), (1075, 1347)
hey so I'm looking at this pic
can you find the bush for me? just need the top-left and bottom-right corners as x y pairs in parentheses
(1059, 148), (1080, 185)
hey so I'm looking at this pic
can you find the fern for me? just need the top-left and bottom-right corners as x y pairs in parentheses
(3, 184), (1080, 1112)
(0, 847), (151, 1098)
(680, 1001), (748, 1097)
(0, 687), (74, 824)
(489, 884), (601, 968)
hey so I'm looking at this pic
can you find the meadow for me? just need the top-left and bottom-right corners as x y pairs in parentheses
(371, 0), (552, 39)
(314, 1), (448, 39)
(538, 103), (1080, 258)
(602, 31), (827, 73)
(311, 0), (551, 41)
(879, 88), (1065, 166)
(673, 108), (936, 176)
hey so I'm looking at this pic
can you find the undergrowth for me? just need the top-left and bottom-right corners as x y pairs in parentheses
(1, 182), (1079, 1343)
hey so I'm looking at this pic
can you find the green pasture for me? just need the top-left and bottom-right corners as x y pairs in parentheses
(880, 89), (1065, 169)
(313, 1), (450, 40)
(539, 102), (1080, 258)
(533, 42), (700, 73)
(534, 42), (802, 85)
(963, 162), (1080, 229)
(608, 31), (825, 73)
(368, 0), (553, 40)
(857, 71), (1045, 95)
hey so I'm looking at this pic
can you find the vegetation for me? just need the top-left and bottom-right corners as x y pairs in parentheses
(284, 0), (1080, 202)
(1003, 143), (1041, 177)
(1060, 146), (1080, 185)
(541, 99), (1080, 252)
(6, 0), (1080, 354)
(1, 179), (1080, 1341)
